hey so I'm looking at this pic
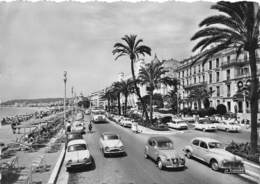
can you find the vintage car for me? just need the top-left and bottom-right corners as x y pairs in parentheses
(65, 139), (92, 171)
(85, 109), (91, 115)
(194, 119), (217, 132)
(71, 121), (85, 134)
(183, 137), (245, 173)
(76, 112), (84, 121)
(144, 136), (185, 170)
(120, 118), (133, 128)
(91, 110), (107, 123)
(217, 120), (241, 132)
(99, 132), (125, 156)
(66, 132), (83, 146)
(112, 115), (123, 124)
(167, 119), (188, 130)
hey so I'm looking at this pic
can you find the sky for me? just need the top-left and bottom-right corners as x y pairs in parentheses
(0, 1), (215, 101)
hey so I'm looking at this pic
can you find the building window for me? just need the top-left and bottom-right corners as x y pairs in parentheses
(194, 77), (196, 84)
(227, 102), (231, 111)
(216, 72), (220, 82)
(198, 65), (201, 73)
(202, 63), (205, 72)
(198, 76), (201, 82)
(227, 84), (231, 97)
(227, 55), (230, 64)
(203, 75), (205, 82)
(209, 73), (212, 83)
(216, 86), (220, 96)
(186, 79), (189, 85)
(209, 87), (213, 95)
(182, 71), (184, 77)
(217, 100), (220, 105)
(194, 67), (196, 74)
(209, 60), (212, 70)
(226, 69), (230, 80)
(179, 72), (180, 78)
(216, 58), (219, 68)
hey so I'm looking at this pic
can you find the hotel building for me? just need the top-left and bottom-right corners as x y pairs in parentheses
(175, 48), (260, 121)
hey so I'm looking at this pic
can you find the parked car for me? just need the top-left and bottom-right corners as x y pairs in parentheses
(183, 137), (245, 173)
(217, 120), (241, 132)
(194, 119), (217, 132)
(120, 118), (133, 128)
(167, 119), (188, 130)
(65, 139), (92, 171)
(91, 110), (107, 123)
(71, 121), (85, 134)
(66, 132), (83, 146)
(76, 112), (84, 121)
(113, 115), (123, 124)
(85, 109), (90, 115)
(99, 132), (125, 156)
(144, 136), (185, 170)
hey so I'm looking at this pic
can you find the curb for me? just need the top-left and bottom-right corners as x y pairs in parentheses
(244, 161), (260, 169)
(47, 144), (66, 184)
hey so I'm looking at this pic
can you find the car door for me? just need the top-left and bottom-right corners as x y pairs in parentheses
(191, 139), (200, 158)
(149, 139), (158, 160)
(197, 141), (210, 162)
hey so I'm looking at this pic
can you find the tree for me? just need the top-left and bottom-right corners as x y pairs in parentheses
(112, 35), (151, 121)
(165, 89), (178, 113)
(138, 55), (179, 123)
(101, 88), (116, 112)
(143, 93), (164, 109)
(187, 84), (213, 110)
(77, 97), (90, 109)
(191, 1), (260, 153)
(111, 82), (123, 115)
(117, 79), (135, 116)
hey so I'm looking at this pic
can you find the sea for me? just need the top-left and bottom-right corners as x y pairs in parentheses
(0, 107), (46, 143)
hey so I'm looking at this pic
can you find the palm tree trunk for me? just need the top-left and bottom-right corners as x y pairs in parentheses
(149, 91), (153, 123)
(124, 95), (128, 116)
(249, 49), (258, 154)
(130, 59), (149, 121)
(117, 93), (121, 115)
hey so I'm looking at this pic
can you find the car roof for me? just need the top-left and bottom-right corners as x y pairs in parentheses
(149, 136), (172, 142)
(102, 132), (118, 136)
(67, 139), (86, 146)
(192, 137), (220, 143)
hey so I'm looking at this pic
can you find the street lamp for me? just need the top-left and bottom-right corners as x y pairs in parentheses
(63, 71), (67, 126)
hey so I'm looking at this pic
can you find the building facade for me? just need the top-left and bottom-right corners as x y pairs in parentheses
(175, 48), (260, 121)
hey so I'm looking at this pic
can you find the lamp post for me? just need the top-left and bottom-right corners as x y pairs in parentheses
(63, 71), (67, 126)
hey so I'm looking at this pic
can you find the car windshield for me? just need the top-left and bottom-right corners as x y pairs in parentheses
(157, 141), (174, 149)
(104, 135), (119, 140)
(208, 142), (223, 149)
(68, 134), (82, 140)
(176, 121), (185, 124)
(68, 144), (87, 152)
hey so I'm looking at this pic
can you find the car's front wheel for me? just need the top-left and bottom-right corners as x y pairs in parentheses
(157, 159), (163, 170)
(186, 150), (192, 159)
(210, 160), (219, 171)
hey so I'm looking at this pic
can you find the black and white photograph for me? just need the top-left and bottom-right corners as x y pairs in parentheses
(0, 0), (260, 184)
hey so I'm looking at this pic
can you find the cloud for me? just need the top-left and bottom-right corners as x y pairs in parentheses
(0, 1), (213, 101)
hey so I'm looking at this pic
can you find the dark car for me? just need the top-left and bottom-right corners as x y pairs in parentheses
(66, 133), (83, 145)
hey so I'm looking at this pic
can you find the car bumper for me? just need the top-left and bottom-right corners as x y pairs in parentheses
(164, 162), (185, 168)
(222, 167), (245, 174)
(104, 149), (125, 154)
(66, 160), (92, 169)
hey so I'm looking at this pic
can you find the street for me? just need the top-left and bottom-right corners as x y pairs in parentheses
(58, 115), (257, 184)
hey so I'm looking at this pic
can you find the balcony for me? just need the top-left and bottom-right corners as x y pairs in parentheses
(222, 58), (260, 69)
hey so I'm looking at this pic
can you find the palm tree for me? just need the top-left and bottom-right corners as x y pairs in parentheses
(165, 89), (178, 113)
(101, 88), (115, 112)
(117, 79), (135, 116)
(138, 55), (179, 122)
(191, 1), (260, 153)
(187, 85), (213, 110)
(111, 82), (122, 115)
(112, 35), (152, 121)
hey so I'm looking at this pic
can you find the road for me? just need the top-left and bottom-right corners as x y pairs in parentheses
(57, 115), (257, 184)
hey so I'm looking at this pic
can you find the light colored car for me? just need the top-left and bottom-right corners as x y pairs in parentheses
(120, 118), (133, 128)
(65, 139), (92, 171)
(99, 132), (125, 156)
(217, 120), (241, 132)
(92, 110), (107, 123)
(113, 115), (123, 124)
(71, 121), (85, 133)
(167, 119), (188, 130)
(194, 119), (216, 132)
(183, 137), (245, 173)
(85, 109), (90, 115)
(76, 112), (84, 121)
(144, 136), (185, 170)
